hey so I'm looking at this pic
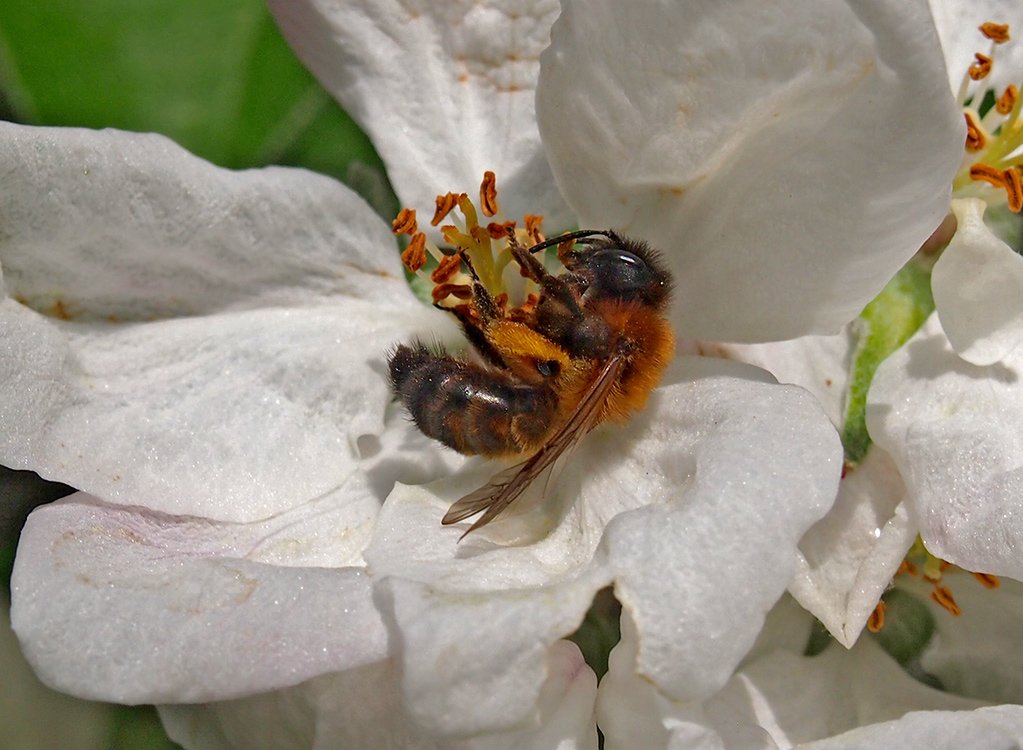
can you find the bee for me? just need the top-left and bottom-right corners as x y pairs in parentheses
(388, 228), (675, 536)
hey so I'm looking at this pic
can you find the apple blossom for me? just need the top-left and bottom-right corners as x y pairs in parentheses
(2, 0), (969, 747)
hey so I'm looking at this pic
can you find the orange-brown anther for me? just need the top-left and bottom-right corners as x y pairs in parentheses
(969, 53), (993, 80)
(1003, 166), (1023, 212)
(931, 585), (962, 616)
(392, 207), (418, 236)
(431, 253), (464, 284)
(431, 192), (460, 226)
(867, 600), (886, 633)
(400, 232), (428, 272)
(964, 112), (986, 152)
(997, 84), (1018, 115)
(970, 163), (1005, 187)
(524, 214), (545, 245)
(480, 171), (499, 217)
(897, 559), (919, 577)
(980, 22), (1011, 43)
(973, 572), (1001, 589)
(487, 221), (516, 239)
(431, 282), (473, 303)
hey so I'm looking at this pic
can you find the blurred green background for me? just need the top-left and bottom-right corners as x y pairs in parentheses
(0, 2), (389, 747)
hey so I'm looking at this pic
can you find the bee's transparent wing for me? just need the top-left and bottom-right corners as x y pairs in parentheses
(442, 356), (624, 538)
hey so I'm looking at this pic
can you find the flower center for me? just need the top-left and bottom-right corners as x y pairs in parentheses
(868, 536), (1001, 632)
(953, 21), (1023, 211)
(391, 171), (549, 317)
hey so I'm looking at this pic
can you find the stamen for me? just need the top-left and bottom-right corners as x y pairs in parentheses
(480, 171), (499, 217)
(432, 192), (461, 226)
(431, 282), (473, 303)
(997, 84), (1018, 115)
(431, 253), (464, 284)
(401, 232), (428, 272)
(979, 22), (1011, 44)
(970, 163), (1005, 188)
(897, 559), (919, 577)
(487, 220), (516, 239)
(1003, 166), (1023, 211)
(524, 214), (545, 245)
(969, 52), (993, 80)
(392, 208), (418, 236)
(964, 111), (987, 151)
(973, 572), (1001, 589)
(930, 585), (962, 616)
(867, 600), (886, 632)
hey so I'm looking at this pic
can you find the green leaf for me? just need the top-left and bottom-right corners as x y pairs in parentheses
(842, 262), (934, 463)
(870, 588), (936, 666)
(0, 0), (385, 185)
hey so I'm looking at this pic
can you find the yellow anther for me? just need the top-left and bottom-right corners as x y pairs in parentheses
(480, 171), (499, 217)
(867, 600), (886, 633)
(930, 584), (962, 616)
(997, 84), (1018, 115)
(979, 22), (1011, 44)
(969, 52), (993, 80)
(401, 232), (428, 273)
(392, 207), (418, 236)
(431, 192), (460, 226)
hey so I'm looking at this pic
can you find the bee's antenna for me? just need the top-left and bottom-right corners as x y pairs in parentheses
(525, 229), (618, 255)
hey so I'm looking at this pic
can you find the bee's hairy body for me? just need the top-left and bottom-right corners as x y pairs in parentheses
(389, 234), (675, 458)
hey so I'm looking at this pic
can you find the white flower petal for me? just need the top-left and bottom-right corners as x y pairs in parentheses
(718, 329), (854, 429)
(789, 448), (915, 648)
(929, 0), (1023, 97)
(368, 356), (840, 734)
(159, 641), (597, 750)
(867, 314), (1023, 579)
(799, 705), (1023, 749)
(268, 0), (571, 230)
(600, 602), (987, 750)
(603, 357), (842, 702)
(0, 123), (451, 521)
(0, 598), (114, 750)
(10, 489), (388, 703)
(537, 0), (963, 342)
(932, 198), (1023, 366)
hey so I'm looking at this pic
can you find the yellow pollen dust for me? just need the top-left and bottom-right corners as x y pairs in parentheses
(392, 172), (549, 313)
(954, 21), (1023, 212)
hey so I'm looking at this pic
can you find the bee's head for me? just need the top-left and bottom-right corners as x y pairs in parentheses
(566, 234), (673, 309)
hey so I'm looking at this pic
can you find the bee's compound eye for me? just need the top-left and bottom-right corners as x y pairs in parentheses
(536, 359), (560, 377)
(590, 248), (655, 296)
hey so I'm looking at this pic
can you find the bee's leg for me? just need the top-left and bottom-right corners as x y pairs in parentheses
(508, 241), (584, 319)
(442, 303), (509, 370)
